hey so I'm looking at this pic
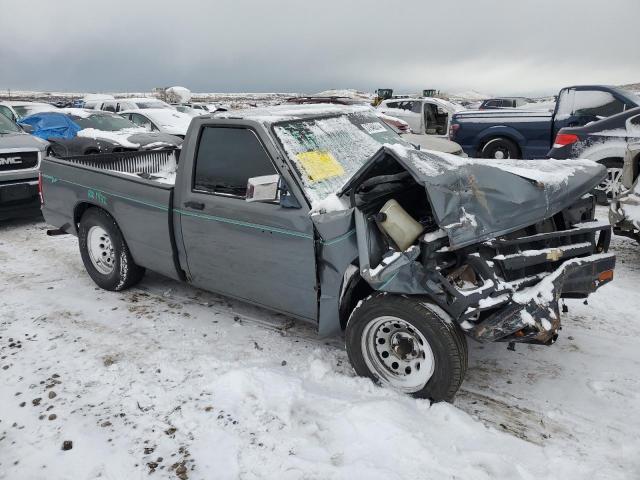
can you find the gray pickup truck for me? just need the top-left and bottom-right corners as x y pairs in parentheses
(40, 105), (616, 401)
(0, 113), (49, 221)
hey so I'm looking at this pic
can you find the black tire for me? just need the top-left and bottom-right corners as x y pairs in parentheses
(78, 208), (145, 291)
(595, 158), (624, 205)
(480, 137), (520, 159)
(346, 293), (468, 402)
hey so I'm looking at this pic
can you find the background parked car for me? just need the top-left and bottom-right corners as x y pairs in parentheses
(91, 97), (174, 113)
(0, 101), (57, 122)
(548, 107), (640, 200)
(120, 109), (192, 138)
(479, 97), (533, 109)
(0, 113), (49, 220)
(81, 94), (116, 109)
(174, 105), (204, 117)
(20, 110), (182, 156)
(377, 97), (463, 137)
(285, 96), (464, 154)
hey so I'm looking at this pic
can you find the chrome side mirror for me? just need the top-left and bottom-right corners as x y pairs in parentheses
(246, 174), (280, 203)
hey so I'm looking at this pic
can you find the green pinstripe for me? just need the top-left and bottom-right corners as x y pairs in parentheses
(43, 175), (356, 245)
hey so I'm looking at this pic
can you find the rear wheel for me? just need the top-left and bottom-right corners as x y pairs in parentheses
(78, 208), (145, 291)
(480, 137), (520, 159)
(346, 294), (467, 401)
(595, 159), (624, 204)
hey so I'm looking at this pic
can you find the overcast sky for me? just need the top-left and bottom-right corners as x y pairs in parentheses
(1, 0), (639, 96)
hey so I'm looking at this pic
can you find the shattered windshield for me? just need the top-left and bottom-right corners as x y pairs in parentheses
(273, 112), (408, 203)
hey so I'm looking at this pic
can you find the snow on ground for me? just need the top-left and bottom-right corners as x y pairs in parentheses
(1, 209), (639, 479)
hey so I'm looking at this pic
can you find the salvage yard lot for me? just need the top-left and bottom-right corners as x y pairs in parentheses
(1, 212), (639, 480)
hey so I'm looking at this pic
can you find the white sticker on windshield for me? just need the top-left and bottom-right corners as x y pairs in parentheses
(360, 122), (387, 134)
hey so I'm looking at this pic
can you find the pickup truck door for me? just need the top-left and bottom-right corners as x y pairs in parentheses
(176, 125), (318, 321)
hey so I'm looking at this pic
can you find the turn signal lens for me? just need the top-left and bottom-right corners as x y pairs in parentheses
(598, 270), (614, 282)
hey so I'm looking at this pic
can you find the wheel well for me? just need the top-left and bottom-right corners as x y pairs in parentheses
(596, 157), (623, 168)
(478, 135), (522, 158)
(339, 267), (374, 330)
(73, 203), (101, 231)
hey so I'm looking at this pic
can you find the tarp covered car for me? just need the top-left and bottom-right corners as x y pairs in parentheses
(20, 111), (81, 140)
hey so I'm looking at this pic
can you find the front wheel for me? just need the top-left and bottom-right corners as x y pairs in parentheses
(346, 294), (468, 401)
(595, 159), (624, 204)
(78, 208), (145, 291)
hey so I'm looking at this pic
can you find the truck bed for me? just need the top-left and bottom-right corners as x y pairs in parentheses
(40, 149), (183, 280)
(451, 109), (553, 158)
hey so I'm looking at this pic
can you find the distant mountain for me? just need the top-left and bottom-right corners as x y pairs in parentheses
(447, 90), (491, 101)
(620, 82), (640, 93)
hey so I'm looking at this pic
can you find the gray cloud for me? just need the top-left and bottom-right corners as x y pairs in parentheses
(1, 0), (639, 96)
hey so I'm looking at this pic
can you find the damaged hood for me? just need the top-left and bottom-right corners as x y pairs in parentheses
(356, 145), (606, 248)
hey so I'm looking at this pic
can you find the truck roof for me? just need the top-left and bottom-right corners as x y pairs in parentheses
(217, 104), (373, 124)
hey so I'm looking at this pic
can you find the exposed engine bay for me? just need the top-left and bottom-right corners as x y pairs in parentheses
(343, 150), (615, 345)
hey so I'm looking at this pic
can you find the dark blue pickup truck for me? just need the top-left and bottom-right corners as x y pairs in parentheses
(450, 85), (639, 160)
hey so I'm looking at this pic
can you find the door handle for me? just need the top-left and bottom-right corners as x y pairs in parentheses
(184, 201), (205, 210)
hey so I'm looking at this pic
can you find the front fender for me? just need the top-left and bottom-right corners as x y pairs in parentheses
(577, 140), (627, 163)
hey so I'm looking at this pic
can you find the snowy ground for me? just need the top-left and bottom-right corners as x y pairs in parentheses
(1, 211), (639, 480)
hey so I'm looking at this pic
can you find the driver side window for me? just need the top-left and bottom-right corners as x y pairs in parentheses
(102, 102), (117, 113)
(130, 113), (154, 131)
(193, 127), (277, 198)
(0, 105), (15, 122)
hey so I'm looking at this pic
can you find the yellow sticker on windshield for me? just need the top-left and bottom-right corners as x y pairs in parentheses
(296, 150), (345, 182)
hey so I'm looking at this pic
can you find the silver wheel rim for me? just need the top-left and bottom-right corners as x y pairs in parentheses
(361, 316), (435, 393)
(87, 226), (115, 275)
(596, 167), (624, 197)
(494, 149), (506, 159)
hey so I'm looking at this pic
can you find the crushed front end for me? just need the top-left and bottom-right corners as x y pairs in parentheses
(354, 181), (615, 345)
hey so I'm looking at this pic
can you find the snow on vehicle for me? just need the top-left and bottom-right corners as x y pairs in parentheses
(39, 105), (615, 401)
(0, 101), (57, 122)
(21, 110), (182, 156)
(548, 107), (640, 201)
(119, 108), (192, 138)
(92, 98), (174, 113)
